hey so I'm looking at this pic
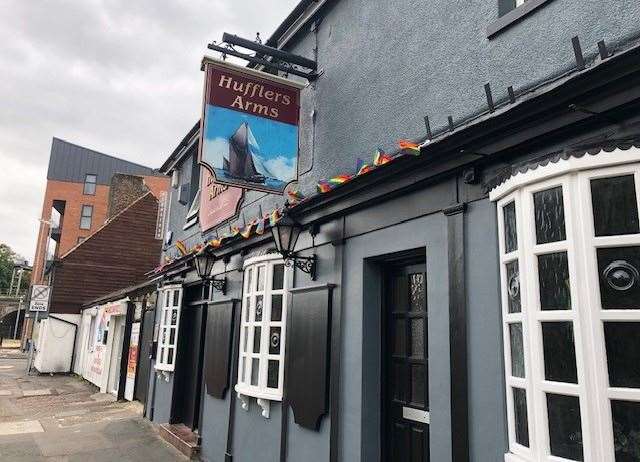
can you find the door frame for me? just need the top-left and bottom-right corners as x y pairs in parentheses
(377, 249), (428, 462)
(107, 315), (125, 395)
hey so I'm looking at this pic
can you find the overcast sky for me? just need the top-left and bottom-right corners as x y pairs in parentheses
(0, 0), (300, 263)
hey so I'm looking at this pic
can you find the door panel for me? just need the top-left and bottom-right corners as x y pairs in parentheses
(135, 309), (154, 404)
(384, 262), (429, 462)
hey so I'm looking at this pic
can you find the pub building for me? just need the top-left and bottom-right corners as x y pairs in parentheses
(146, 1), (640, 462)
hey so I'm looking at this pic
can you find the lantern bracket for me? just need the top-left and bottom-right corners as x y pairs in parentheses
(284, 254), (317, 281)
(211, 276), (227, 295)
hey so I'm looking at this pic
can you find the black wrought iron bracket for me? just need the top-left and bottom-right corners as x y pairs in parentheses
(207, 32), (318, 81)
(211, 276), (227, 295)
(285, 254), (317, 281)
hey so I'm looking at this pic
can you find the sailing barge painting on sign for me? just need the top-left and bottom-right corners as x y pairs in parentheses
(199, 57), (303, 194)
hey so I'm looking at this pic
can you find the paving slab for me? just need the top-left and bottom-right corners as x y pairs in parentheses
(22, 388), (52, 397)
(0, 419), (44, 435)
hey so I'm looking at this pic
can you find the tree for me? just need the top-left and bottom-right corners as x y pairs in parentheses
(0, 244), (31, 295)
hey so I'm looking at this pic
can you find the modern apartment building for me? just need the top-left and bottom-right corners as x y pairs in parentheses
(32, 137), (168, 285)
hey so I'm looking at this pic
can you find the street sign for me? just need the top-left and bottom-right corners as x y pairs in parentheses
(29, 285), (50, 312)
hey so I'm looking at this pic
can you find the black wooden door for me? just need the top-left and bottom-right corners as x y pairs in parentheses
(383, 263), (429, 462)
(171, 286), (207, 430)
(135, 309), (154, 404)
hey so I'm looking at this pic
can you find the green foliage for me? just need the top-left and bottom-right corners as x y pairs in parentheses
(0, 244), (31, 294)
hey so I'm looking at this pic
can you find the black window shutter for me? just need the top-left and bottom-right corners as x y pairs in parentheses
(204, 300), (237, 399)
(285, 284), (335, 431)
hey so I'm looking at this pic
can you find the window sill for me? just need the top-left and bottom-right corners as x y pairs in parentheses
(234, 383), (282, 402)
(487, 0), (555, 39)
(504, 452), (532, 462)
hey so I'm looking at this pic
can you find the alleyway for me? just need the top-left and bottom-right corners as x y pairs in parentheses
(0, 349), (187, 461)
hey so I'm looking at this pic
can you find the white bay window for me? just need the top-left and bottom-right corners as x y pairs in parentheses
(491, 147), (640, 462)
(155, 285), (183, 372)
(236, 254), (291, 417)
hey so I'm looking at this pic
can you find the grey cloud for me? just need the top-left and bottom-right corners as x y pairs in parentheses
(0, 0), (300, 262)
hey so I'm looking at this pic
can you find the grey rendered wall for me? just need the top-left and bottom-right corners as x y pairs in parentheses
(169, 0), (640, 253)
(465, 199), (508, 462)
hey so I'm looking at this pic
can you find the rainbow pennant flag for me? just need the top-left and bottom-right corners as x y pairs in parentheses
(269, 209), (282, 226)
(241, 220), (256, 239)
(230, 225), (241, 237)
(329, 174), (353, 185)
(317, 180), (332, 193)
(287, 189), (305, 203)
(373, 148), (393, 166)
(255, 217), (266, 235)
(175, 240), (188, 256)
(209, 238), (222, 249)
(356, 158), (374, 176)
(398, 140), (421, 154)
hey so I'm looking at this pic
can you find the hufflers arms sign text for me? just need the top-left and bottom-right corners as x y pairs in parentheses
(199, 57), (303, 194)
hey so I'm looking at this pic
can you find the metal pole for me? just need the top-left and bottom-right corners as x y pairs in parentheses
(26, 310), (39, 375)
(16, 269), (24, 296)
(13, 296), (22, 339)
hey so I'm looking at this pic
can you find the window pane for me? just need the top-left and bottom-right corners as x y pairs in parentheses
(254, 295), (264, 321)
(80, 216), (91, 230)
(503, 201), (518, 253)
(538, 252), (571, 310)
(506, 261), (521, 313)
(272, 264), (284, 290)
(251, 358), (259, 386)
(267, 360), (279, 389)
(591, 175), (639, 237)
(597, 246), (640, 309)
(240, 357), (246, 382)
(257, 265), (265, 291)
(269, 327), (281, 355)
(410, 364), (425, 407)
(509, 323), (525, 378)
(271, 294), (283, 321)
(167, 348), (174, 365)
(253, 327), (262, 354)
(171, 309), (178, 325)
(513, 387), (529, 447)
(394, 318), (406, 355)
(534, 186), (567, 244)
(393, 362), (406, 402)
(542, 322), (578, 384)
(83, 182), (96, 195)
(169, 328), (176, 346)
(409, 273), (425, 312)
(173, 290), (179, 306)
(393, 275), (408, 312)
(245, 268), (253, 292)
(244, 298), (250, 321)
(410, 318), (424, 359)
(611, 400), (640, 462)
(546, 394), (584, 460)
(242, 327), (248, 353)
(604, 322), (640, 388)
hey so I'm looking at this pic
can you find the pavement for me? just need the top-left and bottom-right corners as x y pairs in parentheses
(0, 349), (188, 461)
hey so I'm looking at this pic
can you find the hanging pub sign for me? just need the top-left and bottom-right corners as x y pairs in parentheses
(199, 169), (244, 232)
(199, 57), (304, 194)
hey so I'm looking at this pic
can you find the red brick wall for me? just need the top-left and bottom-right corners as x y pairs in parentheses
(32, 180), (109, 284)
(48, 193), (162, 314)
(32, 175), (168, 285)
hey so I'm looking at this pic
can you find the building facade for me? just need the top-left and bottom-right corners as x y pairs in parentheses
(146, 1), (640, 462)
(32, 138), (168, 286)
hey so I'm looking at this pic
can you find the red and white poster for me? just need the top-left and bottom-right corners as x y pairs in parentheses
(124, 322), (139, 401)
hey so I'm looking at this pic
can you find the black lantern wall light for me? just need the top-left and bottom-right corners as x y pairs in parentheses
(194, 249), (227, 295)
(270, 213), (318, 280)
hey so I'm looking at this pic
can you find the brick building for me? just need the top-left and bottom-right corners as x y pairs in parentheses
(32, 138), (168, 285)
(33, 191), (165, 373)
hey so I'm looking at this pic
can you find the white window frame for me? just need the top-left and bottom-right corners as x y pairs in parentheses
(155, 285), (183, 372)
(235, 254), (292, 406)
(492, 147), (640, 462)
